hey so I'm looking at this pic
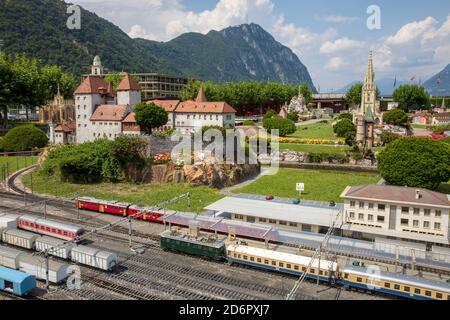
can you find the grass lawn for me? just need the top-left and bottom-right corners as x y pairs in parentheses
(0, 156), (38, 176)
(279, 144), (351, 154)
(233, 168), (381, 203)
(289, 122), (338, 140)
(411, 124), (431, 129)
(22, 173), (224, 213)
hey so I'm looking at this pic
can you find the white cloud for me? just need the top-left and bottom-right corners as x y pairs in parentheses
(320, 37), (365, 54)
(325, 57), (348, 71)
(324, 15), (360, 24)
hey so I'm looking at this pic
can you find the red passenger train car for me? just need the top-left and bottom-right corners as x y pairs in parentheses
(77, 197), (129, 216)
(17, 215), (85, 241)
(127, 205), (164, 223)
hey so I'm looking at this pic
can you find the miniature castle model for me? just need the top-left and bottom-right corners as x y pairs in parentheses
(355, 52), (381, 151)
(39, 84), (75, 124)
(74, 56), (141, 143)
(68, 56), (237, 145)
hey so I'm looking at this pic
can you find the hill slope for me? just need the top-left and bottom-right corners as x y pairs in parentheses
(423, 64), (450, 96)
(0, 0), (316, 89)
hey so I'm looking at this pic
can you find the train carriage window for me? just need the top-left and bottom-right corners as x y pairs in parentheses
(404, 286), (410, 292)
(302, 267), (307, 272)
(414, 288), (421, 295)
(344, 273), (349, 279)
(319, 270), (324, 276)
(243, 255), (248, 260)
(294, 266), (299, 271)
(286, 264), (291, 269)
(264, 260), (269, 264)
(436, 293), (442, 299)
(257, 258), (261, 263)
(279, 263), (284, 268)
(394, 284), (400, 290)
(357, 277), (363, 283)
(447, 295), (450, 300)
(272, 261), (276, 266)
(250, 257), (255, 262)
(310, 269), (315, 274)
(425, 291), (432, 297)
(384, 282), (391, 288)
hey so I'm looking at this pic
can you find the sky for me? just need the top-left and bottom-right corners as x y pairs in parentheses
(71, 0), (450, 92)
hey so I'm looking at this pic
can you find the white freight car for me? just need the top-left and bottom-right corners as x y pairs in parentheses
(2, 229), (39, 250)
(0, 214), (20, 229)
(18, 254), (69, 284)
(71, 246), (118, 271)
(35, 236), (74, 260)
(0, 246), (25, 269)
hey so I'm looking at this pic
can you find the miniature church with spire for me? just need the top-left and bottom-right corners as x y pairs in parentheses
(355, 51), (380, 151)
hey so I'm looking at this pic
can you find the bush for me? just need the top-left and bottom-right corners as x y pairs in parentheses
(378, 138), (450, 190)
(287, 112), (299, 123)
(1, 125), (48, 151)
(263, 118), (296, 137)
(307, 153), (348, 164)
(243, 120), (255, 126)
(0, 138), (3, 152)
(383, 109), (409, 127)
(333, 119), (356, 138)
(41, 137), (148, 183)
(380, 131), (401, 146)
(335, 113), (353, 122)
(263, 109), (277, 120)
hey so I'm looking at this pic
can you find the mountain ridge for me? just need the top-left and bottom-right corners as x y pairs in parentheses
(0, 0), (316, 90)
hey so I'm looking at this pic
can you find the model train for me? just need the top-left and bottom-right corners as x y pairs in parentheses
(0, 214), (117, 272)
(76, 197), (164, 222)
(160, 231), (450, 301)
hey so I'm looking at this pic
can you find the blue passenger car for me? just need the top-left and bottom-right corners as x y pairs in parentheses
(0, 266), (36, 296)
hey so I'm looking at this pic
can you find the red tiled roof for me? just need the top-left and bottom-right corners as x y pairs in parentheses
(122, 112), (136, 123)
(176, 100), (237, 114)
(149, 100), (181, 112)
(90, 105), (130, 121)
(117, 74), (140, 91)
(342, 185), (450, 207)
(74, 76), (111, 95)
(55, 121), (76, 133)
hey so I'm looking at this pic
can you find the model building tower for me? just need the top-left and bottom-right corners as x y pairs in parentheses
(356, 51), (377, 151)
(117, 73), (141, 109)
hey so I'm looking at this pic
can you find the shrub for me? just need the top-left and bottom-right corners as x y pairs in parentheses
(263, 109), (276, 120)
(383, 109), (409, 127)
(380, 131), (401, 146)
(243, 120), (255, 126)
(335, 113), (353, 122)
(333, 119), (356, 138)
(287, 112), (299, 123)
(263, 118), (296, 137)
(1, 125), (48, 152)
(378, 138), (450, 190)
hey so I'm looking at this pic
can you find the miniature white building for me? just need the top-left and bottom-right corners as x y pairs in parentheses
(341, 185), (450, 245)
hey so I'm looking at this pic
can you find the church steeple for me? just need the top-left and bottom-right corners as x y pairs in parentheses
(363, 51), (375, 91)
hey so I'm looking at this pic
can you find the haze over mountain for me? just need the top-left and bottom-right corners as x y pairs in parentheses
(423, 64), (450, 97)
(0, 0), (316, 90)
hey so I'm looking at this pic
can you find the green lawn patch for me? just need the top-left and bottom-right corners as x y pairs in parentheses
(22, 173), (224, 214)
(279, 144), (351, 154)
(0, 156), (38, 176)
(233, 168), (381, 203)
(289, 122), (338, 140)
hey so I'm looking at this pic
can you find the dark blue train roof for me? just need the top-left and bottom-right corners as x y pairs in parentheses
(0, 266), (33, 283)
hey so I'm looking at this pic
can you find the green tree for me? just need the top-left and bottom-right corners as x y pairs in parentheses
(333, 119), (356, 138)
(2, 125), (48, 151)
(0, 53), (14, 128)
(383, 109), (410, 127)
(299, 83), (312, 105)
(263, 118), (296, 137)
(345, 83), (363, 106)
(393, 85), (430, 111)
(287, 111), (299, 123)
(378, 138), (450, 190)
(380, 131), (401, 146)
(134, 102), (169, 135)
(40, 65), (77, 100)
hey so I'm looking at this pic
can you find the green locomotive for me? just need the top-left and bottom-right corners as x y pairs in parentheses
(160, 230), (225, 261)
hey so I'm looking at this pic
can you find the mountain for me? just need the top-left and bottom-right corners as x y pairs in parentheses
(0, 0), (316, 90)
(336, 78), (410, 95)
(423, 64), (450, 96)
